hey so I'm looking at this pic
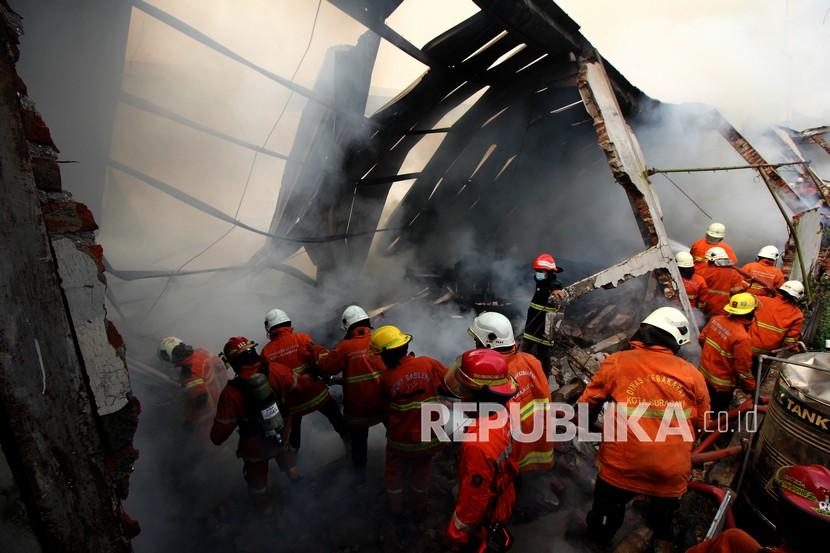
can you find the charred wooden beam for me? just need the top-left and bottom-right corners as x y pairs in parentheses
(709, 110), (805, 214)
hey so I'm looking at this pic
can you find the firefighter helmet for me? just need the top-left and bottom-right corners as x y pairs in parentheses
(758, 245), (780, 261)
(675, 251), (694, 269)
(705, 246), (729, 262)
(706, 222), (726, 239)
(159, 337), (183, 362)
(533, 253), (563, 273)
(371, 325), (412, 353)
(776, 464), (830, 524)
(468, 312), (515, 349)
(264, 308), (290, 331)
(642, 307), (691, 346)
(445, 349), (517, 400)
(724, 292), (757, 315)
(341, 305), (370, 332)
(222, 336), (258, 360)
(779, 280), (805, 301)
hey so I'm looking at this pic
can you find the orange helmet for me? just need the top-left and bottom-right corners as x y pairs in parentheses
(533, 253), (563, 272)
(445, 349), (517, 399)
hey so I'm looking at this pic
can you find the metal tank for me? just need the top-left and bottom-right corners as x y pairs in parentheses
(743, 352), (830, 529)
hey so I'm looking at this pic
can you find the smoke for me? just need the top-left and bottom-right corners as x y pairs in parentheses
(11, 1), (829, 551)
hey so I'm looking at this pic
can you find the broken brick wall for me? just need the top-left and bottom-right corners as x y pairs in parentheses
(0, 2), (138, 550)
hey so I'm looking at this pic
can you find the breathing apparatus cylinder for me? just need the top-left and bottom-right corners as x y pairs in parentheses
(246, 372), (284, 444)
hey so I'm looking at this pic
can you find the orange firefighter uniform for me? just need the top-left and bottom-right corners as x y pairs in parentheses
(381, 354), (448, 513)
(503, 351), (553, 472)
(261, 326), (332, 417)
(741, 259), (784, 296)
(690, 239), (737, 269)
(178, 348), (227, 428)
(210, 360), (299, 498)
(749, 295), (803, 355)
(318, 326), (385, 428)
(682, 273), (709, 311)
(447, 410), (518, 549)
(577, 341), (710, 498)
(697, 265), (748, 315)
(698, 315), (755, 415)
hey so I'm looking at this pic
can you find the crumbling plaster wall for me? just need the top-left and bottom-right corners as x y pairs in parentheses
(0, 2), (138, 549)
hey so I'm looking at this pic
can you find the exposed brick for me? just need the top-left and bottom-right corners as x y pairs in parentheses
(41, 199), (98, 233)
(30, 157), (62, 191)
(105, 319), (125, 352)
(20, 104), (55, 146)
(80, 243), (106, 273)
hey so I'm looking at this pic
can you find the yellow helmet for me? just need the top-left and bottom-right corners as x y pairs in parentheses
(371, 325), (412, 353)
(724, 292), (757, 315)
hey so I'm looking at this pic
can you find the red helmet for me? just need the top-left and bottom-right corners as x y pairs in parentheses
(777, 464), (830, 524)
(222, 336), (257, 361)
(445, 349), (517, 399)
(533, 253), (563, 272)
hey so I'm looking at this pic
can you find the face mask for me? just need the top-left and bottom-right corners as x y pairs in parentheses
(535, 271), (547, 281)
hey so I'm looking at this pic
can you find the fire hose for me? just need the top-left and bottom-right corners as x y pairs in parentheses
(687, 481), (736, 535)
(694, 397), (769, 454)
(691, 444), (745, 464)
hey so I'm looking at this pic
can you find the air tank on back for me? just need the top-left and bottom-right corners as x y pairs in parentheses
(743, 352), (830, 529)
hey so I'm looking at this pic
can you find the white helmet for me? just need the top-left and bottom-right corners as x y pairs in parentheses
(706, 222), (726, 239)
(642, 307), (691, 346)
(341, 305), (370, 331)
(264, 308), (290, 331)
(779, 280), (805, 300)
(675, 251), (694, 268)
(757, 245), (780, 261)
(705, 246), (731, 265)
(159, 336), (183, 362)
(468, 312), (515, 349)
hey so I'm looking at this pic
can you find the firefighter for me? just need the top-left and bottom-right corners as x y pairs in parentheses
(741, 245), (785, 296)
(697, 247), (749, 316)
(260, 308), (348, 453)
(576, 307), (710, 551)
(690, 222), (737, 269)
(210, 337), (300, 508)
(685, 464), (830, 553)
(158, 337), (228, 431)
(521, 253), (566, 377)
(444, 349), (519, 552)
(469, 312), (552, 473)
(318, 305), (386, 472)
(676, 251), (709, 311)
(750, 280), (805, 356)
(374, 325), (448, 517)
(698, 293), (757, 414)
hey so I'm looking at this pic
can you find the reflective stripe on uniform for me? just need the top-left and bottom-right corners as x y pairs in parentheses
(704, 338), (733, 359)
(518, 449), (553, 469)
(288, 388), (329, 414)
(783, 337), (797, 343)
(522, 332), (554, 347)
(389, 396), (438, 411)
(214, 416), (236, 425)
(529, 301), (558, 313)
(292, 363), (309, 375)
(756, 321), (786, 334)
(519, 399), (550, 421)
(452, 510), (474, 531)
(343, 370), (383, 384)
(749, 283), (766, 290)
(184, 378), (206, 390)
(698, 365), (735, 387)
(625, 405), (692, 419)
(708, 289), (729, 296)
